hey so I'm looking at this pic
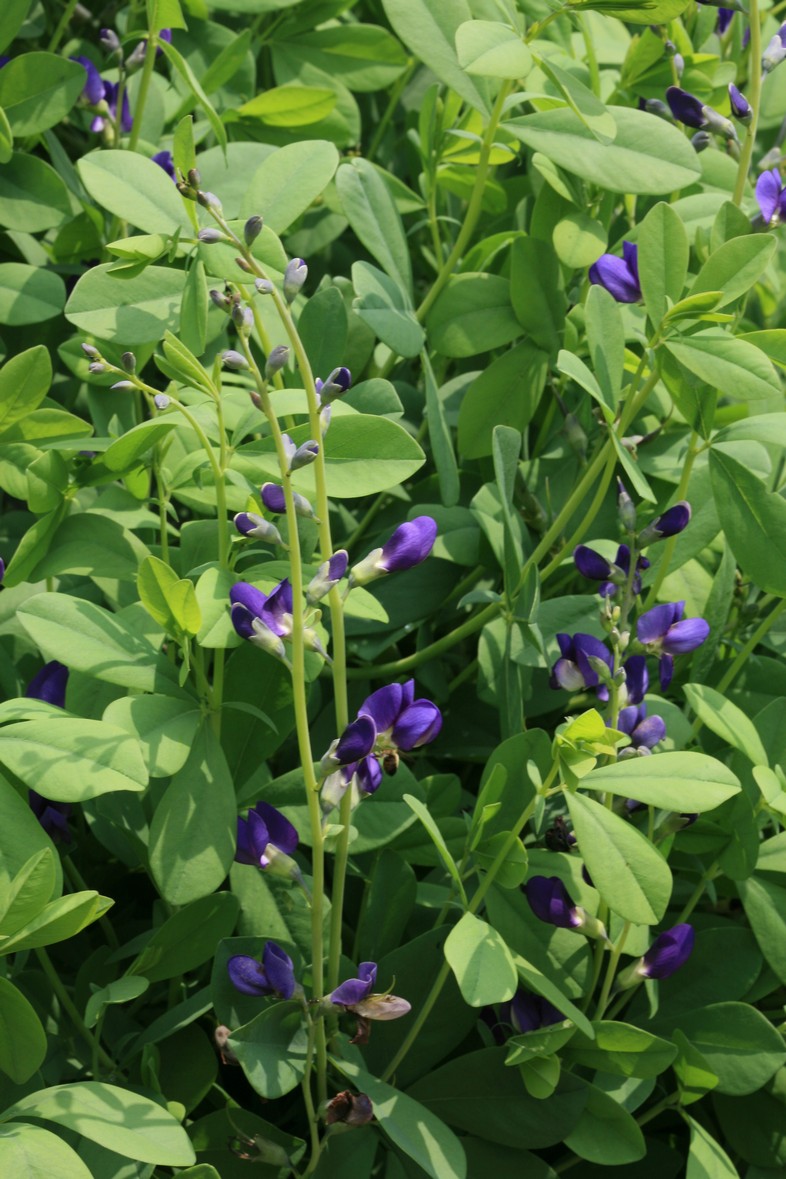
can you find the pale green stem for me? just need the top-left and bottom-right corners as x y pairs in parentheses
(733, 0), (762, 207)
(47, 0), (80, 53)
(35, 948), (119, 1074)
(594, 921), (630, 1019)
(642, 432), (699, 609)
(127, 31), (158, 153)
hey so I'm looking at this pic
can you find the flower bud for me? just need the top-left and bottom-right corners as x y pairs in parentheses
(198, 227), (225, 243)
(221, 350), (249, 371)
(196, 190), (222, 211)
(325, 1091), (374, 1128)
(234, 512), (285, 547)
(82, 343), (101, 359)
(210, 289), (230, 311)
(88, 362), (106, 374)
(99, 28), (122, 55)
(244, 215), (263, 245)
(763, 27), (786, 75)
(111, 380), (135, 391)
(617, 479), (637, 532)
(231, 301), (253, 334)
(235, 256), (254, 273)
(638, 501), (691, 548)
(307, 551), (348, 603)
(265, 346), (290, 380)
(121, 350), (136, 373)
(255, 277), (274, 295)
(214, 1025), (239, 1066)
(187, 168), (201, 188)
(290, 440), (319, 471)
(154, 393), (170, 410)
(283, 257), (307, 303)
(728, 83), (752, 125)
(260, 482), (315, 519)
(320, 403), (332, 438)
(691, 130), (713, 153)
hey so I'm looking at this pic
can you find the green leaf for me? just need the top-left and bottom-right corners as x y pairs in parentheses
(27, 513), (149, 584)
(0, 345), (51, 433)
(407, 1047), (586, 1149)
(0, 0), (32, 54)
(0, 849), (56, 937)
(445, 912), (518, 1006)
(333, 1057), (467, 1179)
(229, 1003), (309, 1099)
(403, 794), (467, 905)
(423, 350), (460, 509)
(566, 791), (672, 924)
(564, 1021), (676, 1078)
(356, 850), (417, 963)
(568, 0), (693, 20)
(148, 725), (237, 905)
(563, 1079), (645, 1165)
(0, 777), (63, 902)
(129, 892), (239, 983)
(0, 53), (85, 135)
(0, 977), (46, 1083)
(738, 875), (786, 986)
(513, 954), (595, 1038)
(99, 418), (179, 473)
(0, 263), (65, 325)
(684, 684), (768, 766)
(455, 21), (533, 79)
(0, 153), (72, 233)
(672, 1028), (719, 1106)
(138, 555), (201, 638)
(102, 695), (201, 778)
(691, 233), (777, 309)
(583, 751), (740, 812)
(427, 274), (520, 357)
(666, 333), (780, 402)
(84, 976), (149, 1029)
(0, 717), (147, 801)
(638, 201), (689, 326)
(65, 264), (187, 346)
(553, 211), (607, 268)
(382, 0), (490, 115)
(459, 342), (548, 457)
(158, 37), (227, 150)
(669, 1002), (786, 1096)
(685, 1116), (739, 1179)
(709, 448), (786, 596)
(0, 891), (113, 955)
(0, 1124), (92, 1179)
(352, 261), (424, 358)
(234, 413), (425, 499)
(78, 151), (191, 235)
(239, 140), (339, 234)
(538, 57), (616, 143)
(507, 105), (701, 195)
(276, 24), (408, 92)
(585, 284), (625, 416)
(510, 237), (565, 354)
(234, 85), (335, 127)
(2, 1082), (196, 1165)
(336, 157), (412, 294)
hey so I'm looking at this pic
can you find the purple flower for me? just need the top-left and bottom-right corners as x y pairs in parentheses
(321, 715), (377, 776)
(329, 961), (410, 1021)
(500, 990), (563, 1034)
(638, 501), (691, 548)
(235, 801), (298, 871)
(763, 23), (786, 73)
(325, 1090), (374, 1127)
(755, 169), (786, 224)
(28, 790), (71, 844)
(282, 436), (319, 472)
(525, 876), (583, 929)
(574, 543), (649, 597)
(349, 517), (438, 586)
(92, 81), (132, 134)
(728, 83), (752, 124)
(666, 86), (735, 139)
(70, 55), (104, 105)
(636, 602), (709, 689)
(229, 581), (291, 663)
(260, 482), (315, 520)
(227, 941), (296, 999)
(638, 924), (695, 979)
(321, 755), (383, 814)
(623, 655), (649, 706)
(26, 661), (69, 709)
(233, 512), (283, 547)
(316, 367), (352, 406)
(307, 550), (348, 604)
(617, 703), (666, 754)
(550, 633), (612, 692)
(588, 242), (641, 303)
(152, 150), (176, 180)
(359, 679), (442, 752)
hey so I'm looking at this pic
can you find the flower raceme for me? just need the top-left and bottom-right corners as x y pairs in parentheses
(588, 242), (641, 303)
(349, 516), (438, 587)
(320, 681), (442, 781)
(227, 941), (297, 1000)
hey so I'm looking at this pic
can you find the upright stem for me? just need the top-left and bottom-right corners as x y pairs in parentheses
(642, 432), (698, 608)
(47, 0), (80, 53)
(127, 32), (158, 153)
(35, 948), (119, 1074)
(733, 0), (761, 207)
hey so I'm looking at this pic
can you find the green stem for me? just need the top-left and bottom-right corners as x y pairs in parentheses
(300, 1016), (322, 1176)
(47, 0), (80, 53)
(366, 60), (416, 163)
(35, 948), (119, 1074)
(642, 432), (699, 609)
(732, 0), (762, 207)
(416, 82), (512, 324)
(127, 31), (158, 153)
(382, 792), (539, 1082)
(594, 921), (630, 1019)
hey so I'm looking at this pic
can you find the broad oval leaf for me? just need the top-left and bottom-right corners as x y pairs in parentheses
(445, 912), (518, 1006)
(0, 718), (148, 801)
(582, 752), (740, 812)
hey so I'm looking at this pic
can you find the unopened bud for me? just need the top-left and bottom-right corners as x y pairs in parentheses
(617, 479), (637, 532)
(187, 168), (201, 188)
(121, 351), (136, 373)
(82, 343), (101, 359)
(290, 440), (319, 471)
(110, 380), (135, 390)
(210, 288), (230, 310)
(325, 1091), (374, 1128)
(255, 278), (274, 295)
(283, 257), (307, 303)
(154, 393), (170, 410)
(88, 362), (106, 374)
(99, 28), (122, 55)
(244, 215), (263, 245)
(265, 345), (290, 379)
(221, 350), (249, 370)
(235, 256), (253, 273)
(196, 190), (222, 211)
(214, 1025), (239, 1066)
(198, 227), (225, 243)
